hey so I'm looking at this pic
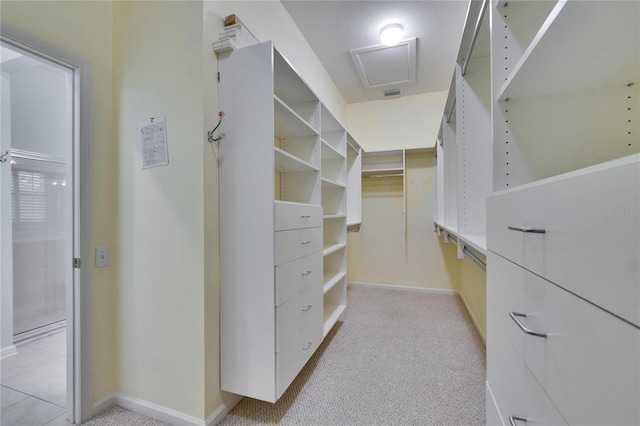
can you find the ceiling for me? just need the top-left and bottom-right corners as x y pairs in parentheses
(282, 0), (471, 104)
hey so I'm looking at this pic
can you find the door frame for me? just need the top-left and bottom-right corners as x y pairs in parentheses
(1, 24), (93, 424)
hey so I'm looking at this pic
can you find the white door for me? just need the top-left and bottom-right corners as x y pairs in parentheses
(0, 41), (76, 424)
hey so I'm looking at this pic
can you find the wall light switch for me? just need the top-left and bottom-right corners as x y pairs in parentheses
(96, 246), (109, 268)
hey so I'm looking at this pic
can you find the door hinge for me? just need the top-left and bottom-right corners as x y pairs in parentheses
(73, 258), (81, 269)
(217, 72), (220, 82)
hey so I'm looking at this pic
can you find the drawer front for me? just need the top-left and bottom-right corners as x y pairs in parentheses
(300, 281), (323, 367)
(488, 158), (640, 326)
(274, 227), (322, 266)
(487, 317), (568, 426)
(274, 201), (322, 231)
(275, 252), (322, 306)
(275, 284), (323, 398)
(487, 252), (526, 358)
(521, 269), (640, 426)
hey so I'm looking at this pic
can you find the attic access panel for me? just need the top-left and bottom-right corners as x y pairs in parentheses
(350, 38), (416, 88)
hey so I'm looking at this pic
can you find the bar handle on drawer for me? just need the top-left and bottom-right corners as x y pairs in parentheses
(302, 341), (312, 350)
(301, 240), (312, 245)
(302, 305), (312, 312)
(509, 312), (547, 338)
(509, 415), (527, 426)
(301, 215), (312, 218)
(301, 270), (312, 276)
(508, 226), (546, 234)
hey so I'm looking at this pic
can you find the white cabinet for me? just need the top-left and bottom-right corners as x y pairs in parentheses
(218, 41), (353, 402)
(433, 1), (640, 424)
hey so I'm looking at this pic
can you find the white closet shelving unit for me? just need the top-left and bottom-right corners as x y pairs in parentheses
(361, 149), (406, 232)
(435, 1), (639, 423)
(346, 133), (362, 232)
(432, 0), (640, 424)
(218, 41), (354, 402)
(320, 103), (348, 337)
(434, 0), (491, 263)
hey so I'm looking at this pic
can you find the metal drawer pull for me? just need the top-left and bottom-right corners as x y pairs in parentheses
(301, 270), (312, 276)
(301, 215), (312, 218)
(302, 305), (312, 312)
(302, 341), (312, 350)
(301, 241), (312, 245)
(508, 226), (546, 234)
(509, 415), (527, 426)
(509, 312), (547, 338)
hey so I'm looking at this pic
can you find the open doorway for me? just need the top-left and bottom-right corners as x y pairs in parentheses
(1, 40), (78, 426)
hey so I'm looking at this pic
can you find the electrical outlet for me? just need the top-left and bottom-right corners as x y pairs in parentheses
(95, 246), (109, 268)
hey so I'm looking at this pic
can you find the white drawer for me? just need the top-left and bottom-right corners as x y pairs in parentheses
(487, 156), (640, 326)
(275, 252), (322, 306)
(487, 317), (568, 426)
(274, 201), (322, 231)
(487, 252), (526, 358)
(275, 284), (322, 398)
(274, 227), (322, 266)
(520, 267), (640, 426)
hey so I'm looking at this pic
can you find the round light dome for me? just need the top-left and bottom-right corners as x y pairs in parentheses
(379, 24), (404, 46)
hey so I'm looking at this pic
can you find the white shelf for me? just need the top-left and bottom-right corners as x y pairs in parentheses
(274, 147), (318, 173)
(458, 234), (487, 257)
(323, 271), (346, 295)
(274, 96), (318, 138)
(498, 0), (639, 100)
(324, 214), (346, 220)
(323, 243), (345, 256)
(321, 177), (345, 188)
(321, 139), (345, 160)
(323, 303), (346, 337)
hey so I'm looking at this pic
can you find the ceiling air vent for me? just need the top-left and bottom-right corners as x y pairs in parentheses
(383, 88), (402, 98)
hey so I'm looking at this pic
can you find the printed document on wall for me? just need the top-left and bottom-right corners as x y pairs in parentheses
(139, 117), (169, 169)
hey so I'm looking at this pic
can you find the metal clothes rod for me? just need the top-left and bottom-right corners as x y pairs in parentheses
(461, 0), (488, 76)
(463, 246), (487, 272)
(363, 173), (404, 178)
(446, 98), (456, 123)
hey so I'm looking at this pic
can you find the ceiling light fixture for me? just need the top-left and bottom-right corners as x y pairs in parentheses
(379, 24), (404, 46)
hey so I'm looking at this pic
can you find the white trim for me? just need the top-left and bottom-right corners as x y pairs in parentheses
(458, 290), (486, 344)
(349, 281), (458, 295)
(92, 393), (244, 426)
(349, 281), (486, 344)
(0, 23), (93, 424)
(205, 394), (244, 426)
(0, 345), (18, 360)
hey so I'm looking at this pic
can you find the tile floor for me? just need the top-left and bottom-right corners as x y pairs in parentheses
(1, 330), (72, 426)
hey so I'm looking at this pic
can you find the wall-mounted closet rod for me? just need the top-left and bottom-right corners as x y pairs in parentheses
(461, 0), (488, 76)
(363, 173), (403, 178)
(463, 246), (487, 272)
(446, 98), (456, 123)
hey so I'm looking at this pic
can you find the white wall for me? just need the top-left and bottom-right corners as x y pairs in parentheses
(348, 91), (447, 152)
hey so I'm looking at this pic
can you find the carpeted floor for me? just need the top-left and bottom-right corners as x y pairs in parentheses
(220, 284), (486, 425)
(84, 285), (486, 426)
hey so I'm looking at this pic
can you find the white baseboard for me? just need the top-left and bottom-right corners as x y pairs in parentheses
(92, 392), (244, 426)
(0, 345), (17, 360)
(205, 394), (244, 426)
(457, 291), (486, 345)
(349, 281), (457, 295)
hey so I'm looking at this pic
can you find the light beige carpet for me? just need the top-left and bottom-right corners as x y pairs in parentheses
(220, 284), (486, 425)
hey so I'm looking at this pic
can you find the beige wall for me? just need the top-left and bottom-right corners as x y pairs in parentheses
(348, 152), (460, 289)
(348, 152), (486, 339)
(113, 1), (207, 418)
(1, 0), (118, 402)
(348, 91), (447, 152)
